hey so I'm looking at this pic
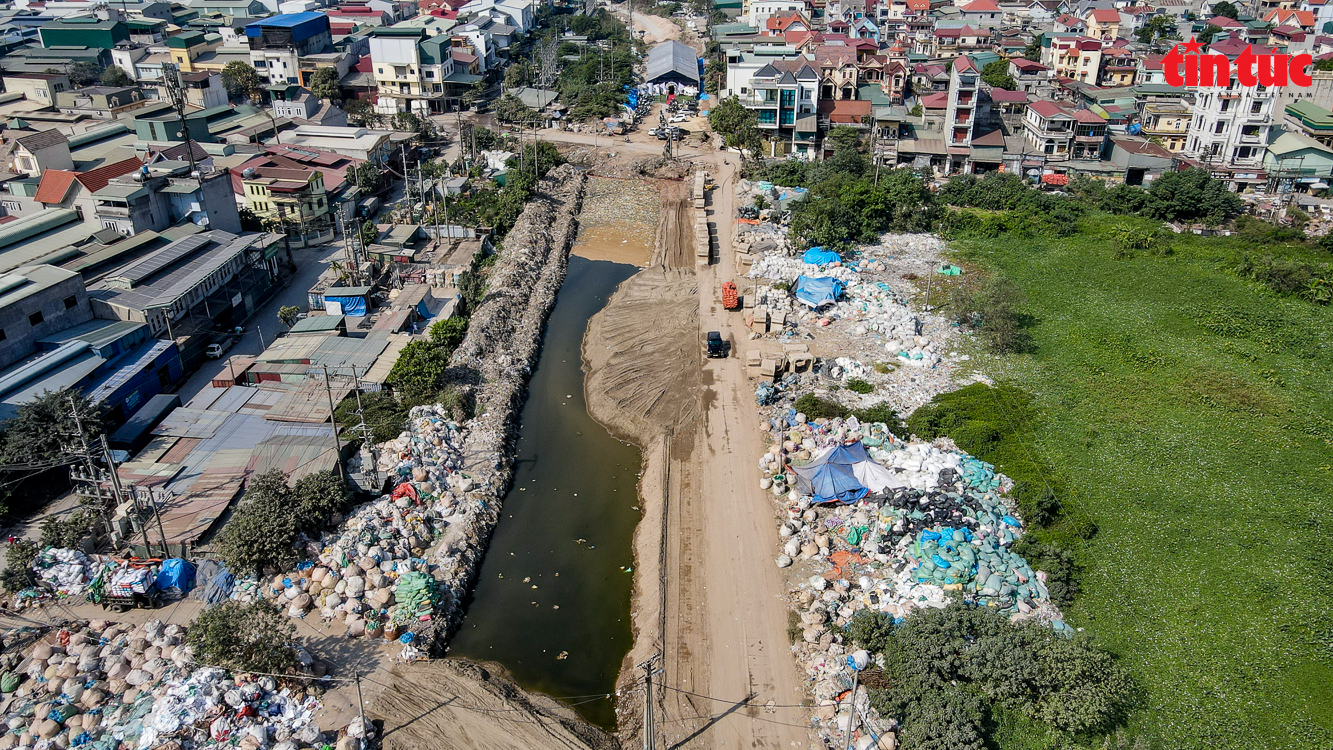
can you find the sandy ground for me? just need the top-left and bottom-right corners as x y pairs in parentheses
(570, 118), (815, 746)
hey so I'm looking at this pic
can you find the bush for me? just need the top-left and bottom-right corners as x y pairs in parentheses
(1011, 538), (1080, 607)
(217, 470), (347, 575)
(292, 470), (351, 530)
(1, 540), (37, 592)
(794, 393), (848, 420)
(846, 378), (874, 394)
(186, 600), (297, 673)
(949, 277), (1034, 354)
(793, 394), (908, 435)
(854, 605), (1133, 743)
(333, 390), (410, 444)
(39, 510), (93, 549)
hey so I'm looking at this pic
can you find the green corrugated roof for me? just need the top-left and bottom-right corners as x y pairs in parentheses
(167, 30), (206, 48)
(1286, 99), (1333, 132)
(289, 314), (345, 333)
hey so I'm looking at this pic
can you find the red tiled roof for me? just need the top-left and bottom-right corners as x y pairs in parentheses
(962, 0), (1000, 11)
(1139, 54), (1164, 70)
(1088, 8), (1119, 22)
(988, 88), (1029, 102)
(1206, 15), (1244, 27)
(954, 55), (977, 71)
(1265, 8), (1315, 26)
(33, 170), (77, 205)
(1073, 109), (1106, 123)
(1056, 14), (1083, 25)
(74, 157), (144, 194)
(1028, 99), (1071, 118)
(1010, 58), (1048, 71)
(920, 92), (949, 108)
(817, 99), (873, 123)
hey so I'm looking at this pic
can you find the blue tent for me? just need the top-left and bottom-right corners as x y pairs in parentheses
(793, 445), (869, 504)
(155, 559), (196, 593)
(803, 247), (841, 265)
(826, 442), (870, 465)
(793, 275), (844, 308)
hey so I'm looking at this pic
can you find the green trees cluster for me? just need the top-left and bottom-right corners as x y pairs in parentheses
(709, 98), (762, 153)
(848, 605), (1134, 745)
(980, 59), (1016, 90)
(221, 60), (262, 100)
(186, 600), (298, 673)
(217, 469), (351, 575)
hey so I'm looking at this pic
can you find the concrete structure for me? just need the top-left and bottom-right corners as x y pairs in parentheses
(0, 264), (93, 370)
(267, 124), (412, 163)
(10, 129), (74, 177)
(1140, 99), (1191, 153)
(38, 16), (129, 49)
(1284, 98), (1333, 147)
(93, 162), (242, 237)
(1185, 36), (1276, 181)
(55, 86), (147, 118)
(1, 73), (71, 106)
(368, 26), (482, 115)
(245, 12), (333, 87)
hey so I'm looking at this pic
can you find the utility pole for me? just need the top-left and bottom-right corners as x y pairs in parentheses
(354, 671), (368, 750)
(322, 365), (345, 479)
(349, 366), (379, 488)
(638, 654), (657, 750)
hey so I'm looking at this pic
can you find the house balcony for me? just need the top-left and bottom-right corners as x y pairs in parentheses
(95, 205), (132, 217)
(1142, 124), (1188, 135)
(737, 93), (781, 108)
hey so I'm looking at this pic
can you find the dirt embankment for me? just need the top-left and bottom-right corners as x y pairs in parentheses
(370, 659), (619, 750)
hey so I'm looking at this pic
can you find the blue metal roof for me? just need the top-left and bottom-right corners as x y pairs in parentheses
(244, 12), (327, 41)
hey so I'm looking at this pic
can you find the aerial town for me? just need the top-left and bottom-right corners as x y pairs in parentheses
(0, 0), (1321, 746)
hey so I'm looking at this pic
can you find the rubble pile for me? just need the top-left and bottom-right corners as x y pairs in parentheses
(756, 408), (1066, 747)
(0, 619), (341, 750)
(745, 233), (974, 414)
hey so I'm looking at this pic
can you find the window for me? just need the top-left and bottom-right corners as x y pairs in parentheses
(1220, 99), (1229, 112)
(63, 295), (76, 309)
(28, 311), (43, 326)
(1214, 122), (1225, 134)
(1251, 100), (1263, 114)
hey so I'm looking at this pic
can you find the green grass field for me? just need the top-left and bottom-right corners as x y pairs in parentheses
(947, 214), (1333, 750)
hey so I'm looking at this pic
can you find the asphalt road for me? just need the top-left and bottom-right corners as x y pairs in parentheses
(173, 241), (349, 406)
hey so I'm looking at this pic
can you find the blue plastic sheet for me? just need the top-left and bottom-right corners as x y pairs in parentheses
(793, 275), (843, 308)
(802, 247), (841, 265)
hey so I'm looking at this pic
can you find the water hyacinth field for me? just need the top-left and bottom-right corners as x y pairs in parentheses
(947, 214), (1333, 750)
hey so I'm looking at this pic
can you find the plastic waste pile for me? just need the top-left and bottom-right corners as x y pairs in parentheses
(31, 548), (94, 596)
(137, 668), (324, 750)
(749, 254), (860, 284)
(259, 404), (468, 643)
(756, 411), (1065, 749)
(0, 618), (337, 750)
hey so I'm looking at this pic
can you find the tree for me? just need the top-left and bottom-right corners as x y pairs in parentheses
(309, 67), (342, 103)
(343, 97), (382, 128)
(221, 60), (262, 100)
(186, 600), (298, 673)
(909, 103), (924, 116)
(826, 125), (863, 153)
(39, 510), (93, 549)
(386, 339), (453, 403)
(358, 219), (379, 248)
(292, 470), (350, 530)
(390, 111), (438, 141)
(217, 470), (298, 575)
(504, 61), (533, 89)
(495, 93), (542, 124)
(1143, 166), (1243, 224)
(708, 97), (762, 153)
(100, 65), (133, 87)
(347, 161), (384, 196)
(462, 79), (488, 108)
(239, 207), (263, 231)
(1211, 0), (1239, 18)
(429, 316), (468, 350)
(67, 61), (102, 87)
(1023, 37), (1042, 61)
(1135, 14), (1178, 44)
(980, 59), (1016, 90)
(277, 305), (301, 327)
(1199, 23), (1223, 46)
(0, 389), (102, 464)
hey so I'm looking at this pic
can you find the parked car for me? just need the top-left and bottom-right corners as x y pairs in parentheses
(705, 331), (727, 358)
(205, 338), (236, 359)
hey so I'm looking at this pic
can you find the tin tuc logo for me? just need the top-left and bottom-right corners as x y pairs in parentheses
(1162, 37), (1314, 88)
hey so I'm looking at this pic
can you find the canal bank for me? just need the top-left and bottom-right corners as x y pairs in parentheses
(448, 256), (642, 728)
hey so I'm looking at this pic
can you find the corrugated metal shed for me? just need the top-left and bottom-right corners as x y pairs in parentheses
(645, 40), (700, 86)
(264, 377), (353, 423)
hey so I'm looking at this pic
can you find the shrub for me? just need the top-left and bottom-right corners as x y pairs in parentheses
(39, 510), (94, 549)
(949, 277), (1034, 354)
(217, 470), (347, 575)
(1, 540), (37, 592)
(1011, 537), (1080, 607)
(794, 393), (848, 420)
(846, 378), (874, 394)
(186, 600), (297, 673)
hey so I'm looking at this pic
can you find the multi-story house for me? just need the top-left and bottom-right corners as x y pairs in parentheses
(1139, 99), (1191, 152)
(92, 162), (241, 237)
(1027, 0), (1068, 23)
(738, 57), (821, 137)
(959, 0), (1003, 27)
(1098, 45), (1136, 86)
(1265, 7), (1316, 28)
(1184, 35), (1276, 174)
(1299, 0), (1333, 33)
(245, 12), (334, 88)
(1024, 99), (1077, 156)
(748, 0), (805, 26)
(1284, 99), (1333, 147)
(1009, 58), (1051, 93)
(814, 44), (860, 100)
(931, 24), (992, 58)
(369, 26), (480, 115)
(239, 165), (330, 239)
(1085, 8), (1121, 39)
(944, 56), (980, 171)
(1043, 34), (1103, 82)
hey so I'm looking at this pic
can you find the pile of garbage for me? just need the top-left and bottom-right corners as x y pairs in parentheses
(0, 618), (339, 750)
(757, 411), (1066, 747)
(31, 548), (94, 597)
(262, 403), (466, 641)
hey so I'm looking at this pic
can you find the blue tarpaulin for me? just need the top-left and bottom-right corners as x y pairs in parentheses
(792, 449), (868, 504)
(802, 247), (841, 265)
(793, 275), (843, 308)
(416, 300), (433, 320)
(155, 559), (196, 593)
(326, 294), (368, 316)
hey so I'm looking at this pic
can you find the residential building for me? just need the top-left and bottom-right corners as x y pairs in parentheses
(263, 124), (411, 163)
(29, 157), (146, 224)
(271, 86), (349, 126)
(1043, 34), (1103, 82)
(945, 56), (980, 168)
(1264, 130), (1333, 190)
(738, 57), (822, 153)
(55, 86), (147, 118)
(1008, 58), (1051, 93)
(1140, 98), (1191, 152)
(38, 16), (129, 49)
(748, 0), (806, 26)
(815, 44), (860, 99)
(0, 264), (94, 370)
(1085, 7), (1121, 39)
(93, 162), (242, 237)
(1, 73), (70, 105)
(245, 12), (334, 87)
(1184, 35), (1275, 180)
(9, 129), (74, 177)
(959, 0), (1003, 28)
(1024, 99), (1077, 156)
(368, 26), (482, 115)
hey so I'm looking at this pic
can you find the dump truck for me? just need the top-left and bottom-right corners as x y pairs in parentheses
(721, 281), (739, 310)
